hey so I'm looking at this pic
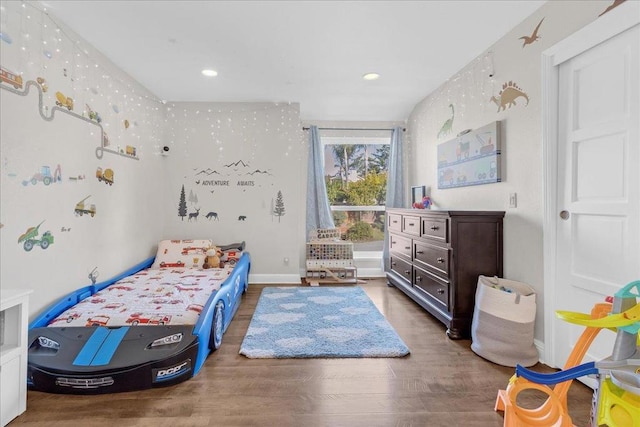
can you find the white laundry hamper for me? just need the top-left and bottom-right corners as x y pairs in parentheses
(470, 275), (538, 367)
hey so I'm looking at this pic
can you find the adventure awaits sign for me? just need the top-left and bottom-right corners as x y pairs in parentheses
(194, 160), (272, 189)
(201, 180), (255, 186)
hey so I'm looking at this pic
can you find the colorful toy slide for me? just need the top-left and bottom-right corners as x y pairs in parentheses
(495, 280), (640, 427)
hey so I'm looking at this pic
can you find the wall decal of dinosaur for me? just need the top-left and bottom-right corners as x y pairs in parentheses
(437, 104), (455, 139)
(519, 18), (544, 48)
(599, 0), (626, 16)
(490, 81), (529, 112)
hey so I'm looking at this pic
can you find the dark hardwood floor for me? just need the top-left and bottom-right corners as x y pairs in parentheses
(12, 280), (594, 427)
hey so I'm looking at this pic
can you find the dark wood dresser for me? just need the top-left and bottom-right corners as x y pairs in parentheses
(386, 209), (504, 339)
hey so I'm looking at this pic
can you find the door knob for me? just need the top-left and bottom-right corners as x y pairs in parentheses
(560, 210), (570, 220)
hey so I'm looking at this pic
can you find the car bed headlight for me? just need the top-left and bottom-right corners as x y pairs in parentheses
(38, 336), (60, 350)
(149, 333), (183, 348)
(29, 336), (60, 355)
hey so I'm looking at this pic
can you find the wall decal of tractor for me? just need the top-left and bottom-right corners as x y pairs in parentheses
(85, 104), (102, 123)
(18, 221), (54, 251)
(22, 165), (62, 186)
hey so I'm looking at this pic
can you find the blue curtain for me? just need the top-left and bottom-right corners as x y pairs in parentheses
(306, 126), (335, 239)
(383, 127), (406, 270)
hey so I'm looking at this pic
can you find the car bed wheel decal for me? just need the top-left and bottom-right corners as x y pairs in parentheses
(212, 301), (224, 350)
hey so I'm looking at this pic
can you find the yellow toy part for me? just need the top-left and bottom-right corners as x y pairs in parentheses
(597, 375), (640, 427)
(556, 303), (640, 329)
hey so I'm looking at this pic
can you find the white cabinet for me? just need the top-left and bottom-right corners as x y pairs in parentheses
(1, 289), (32, 427)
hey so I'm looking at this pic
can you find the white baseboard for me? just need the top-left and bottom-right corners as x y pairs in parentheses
(249, 274), (301, 284)
(534, 338), (545, 365)
(357, 267), (385, 278)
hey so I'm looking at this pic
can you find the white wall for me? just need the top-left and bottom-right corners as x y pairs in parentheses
(406, 0), (616, 343)
(161, 102), (306, 283)
(0, 2), (164, 316)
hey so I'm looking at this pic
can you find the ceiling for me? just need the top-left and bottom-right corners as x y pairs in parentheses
(41, 1), (546, 122)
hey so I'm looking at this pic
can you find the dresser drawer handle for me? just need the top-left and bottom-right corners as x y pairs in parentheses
(430, 225), (439, 231)
(404, 270), (411, 275)
(436, 257), (445, 263)
(392, 220), (398, 224)
(391, 240), (397, 244)
(415, 275), (421, 282)
(391, 262), (396, 266)
(436, 288), (445, 294)
(408, 222), (415, 226)
(416, 250), (424, 255)
(405, 246), (411, 250)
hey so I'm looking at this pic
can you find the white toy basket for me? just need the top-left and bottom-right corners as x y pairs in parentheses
(470, 275), (538, 367)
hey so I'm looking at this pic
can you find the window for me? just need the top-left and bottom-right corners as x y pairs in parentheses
(323, 135), (390, 253)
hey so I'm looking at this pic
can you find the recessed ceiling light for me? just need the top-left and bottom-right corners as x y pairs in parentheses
(362, 72), (380, 81)
(202, 69), (218, 77)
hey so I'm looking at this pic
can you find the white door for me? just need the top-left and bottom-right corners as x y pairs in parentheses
(545, 8), (639, 374)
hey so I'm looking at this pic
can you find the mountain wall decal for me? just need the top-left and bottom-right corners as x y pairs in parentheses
(195, 168), (222, 176)
(248, 169), (272, 176)
(224, 160), (249, 168)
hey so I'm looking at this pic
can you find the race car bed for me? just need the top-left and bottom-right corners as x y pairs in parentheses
(26, 239), (250, 394)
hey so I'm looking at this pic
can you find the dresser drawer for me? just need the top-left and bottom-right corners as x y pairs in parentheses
(414, 241), (449, 276)
(414, 265), (449, 310)
(388, 213), (402, 232)
(390, 256), (412, 282)
(422, 217), (448, 243)
(389, 234), (412, 258)
(402, 215), (421, 236)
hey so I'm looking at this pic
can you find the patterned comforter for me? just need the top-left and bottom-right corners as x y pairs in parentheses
(49, 267), (231, 328)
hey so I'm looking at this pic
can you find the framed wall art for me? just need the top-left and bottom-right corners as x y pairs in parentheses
(437, 121), (501, 189)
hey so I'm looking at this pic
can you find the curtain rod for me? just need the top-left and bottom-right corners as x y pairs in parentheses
(302, 126), (406, 132)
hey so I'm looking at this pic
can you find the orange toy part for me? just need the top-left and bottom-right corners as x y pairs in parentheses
(495, 302), (612, 426)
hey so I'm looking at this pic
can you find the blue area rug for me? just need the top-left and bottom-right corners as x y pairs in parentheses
(239, 286), (410, 358)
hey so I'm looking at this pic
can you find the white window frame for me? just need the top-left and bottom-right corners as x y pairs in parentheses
(322, 135), (390, 258)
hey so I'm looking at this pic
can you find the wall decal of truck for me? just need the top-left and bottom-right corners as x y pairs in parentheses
(17, 221), (54, 251)
(55, 91), (74, 110)
(96, 167), (114, 185)
(74, 195), (96, 217)
(0, 67), (23, 89)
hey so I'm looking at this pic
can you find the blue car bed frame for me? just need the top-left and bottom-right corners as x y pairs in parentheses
(26, 251), (250, 394)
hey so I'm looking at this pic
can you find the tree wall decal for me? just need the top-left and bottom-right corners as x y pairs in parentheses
(273, 190), (285, 222)
(178, 184), (187, 221)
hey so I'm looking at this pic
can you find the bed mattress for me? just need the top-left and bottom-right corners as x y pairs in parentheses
(49, 267), (230, 327)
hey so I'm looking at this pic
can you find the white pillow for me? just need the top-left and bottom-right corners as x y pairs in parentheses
(151, 239), (212, 269)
